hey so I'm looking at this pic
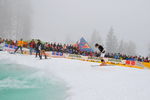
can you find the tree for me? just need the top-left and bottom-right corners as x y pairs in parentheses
(117, 39), (137, 56)
(90, 30), (103, 51)
(125, 41), (136, 56)
(148, 43), (150, 57)
(118, 39), (125, 54)
(65, 34), (73, 44)
(0, 0), (12, 38)
(105, 27), (118, 53)
(0, 0), (32, 40)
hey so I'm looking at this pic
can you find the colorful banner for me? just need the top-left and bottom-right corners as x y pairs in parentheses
(77, 37), (93, 52)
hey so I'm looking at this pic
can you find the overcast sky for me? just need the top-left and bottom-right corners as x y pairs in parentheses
(31, 0), (150, 56)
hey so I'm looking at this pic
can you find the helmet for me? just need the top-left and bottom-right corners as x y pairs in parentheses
(95, 43), (99, 47)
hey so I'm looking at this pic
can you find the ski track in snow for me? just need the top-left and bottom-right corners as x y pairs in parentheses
(0, 51), (150, 100)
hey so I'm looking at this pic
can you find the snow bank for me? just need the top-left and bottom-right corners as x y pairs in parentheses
(0, 51), (150, 100)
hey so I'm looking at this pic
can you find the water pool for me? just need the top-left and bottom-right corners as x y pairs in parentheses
(0, 59), (67, 100)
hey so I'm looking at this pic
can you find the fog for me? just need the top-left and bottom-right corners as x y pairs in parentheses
(0, 0), (31, 40)
(0, 0), (150, 56)
(31, 0), (150, 56)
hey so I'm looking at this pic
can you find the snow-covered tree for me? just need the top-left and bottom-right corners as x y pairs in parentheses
(117, 39), (136, 56)
(126, 41), (136, 56)
(0, 0), (12, 38)
(118, 40), (125, 54)
(65, 34), (72, 44)
(90, 30), (103, 51)
(0, 0), (32, 40)
(148, 43), (150, 57)
(105, 27), (118, 53)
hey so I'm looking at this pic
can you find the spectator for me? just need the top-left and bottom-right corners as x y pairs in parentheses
(29, 39), (36, 55)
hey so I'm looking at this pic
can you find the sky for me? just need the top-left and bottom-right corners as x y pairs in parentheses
(31, 0), (150, 56)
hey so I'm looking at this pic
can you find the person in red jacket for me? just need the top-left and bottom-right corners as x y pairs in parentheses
(29, 39), (36, 55)
(10, 40), (15, 45)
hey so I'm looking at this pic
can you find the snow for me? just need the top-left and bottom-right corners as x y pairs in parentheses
(0, 51), (150, 100)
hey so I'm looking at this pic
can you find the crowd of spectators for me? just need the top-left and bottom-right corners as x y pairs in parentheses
(0, 38), (91, 56)
(0, 37), (149, 62)
(105, 53), (150, 62)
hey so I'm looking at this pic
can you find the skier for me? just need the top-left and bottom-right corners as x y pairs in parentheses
(35, 40), (47, 59)
(95, 43), (105, 58)
(40, 43), (47, 59)
(35, 39), (42, 59)
(95, 43), (106, 66)
(14, 38), (24, 54)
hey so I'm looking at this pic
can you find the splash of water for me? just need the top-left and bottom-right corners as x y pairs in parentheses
(0, 60), (67, 100)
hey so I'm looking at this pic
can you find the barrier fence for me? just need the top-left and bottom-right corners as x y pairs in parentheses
(0, 44), (149, 69)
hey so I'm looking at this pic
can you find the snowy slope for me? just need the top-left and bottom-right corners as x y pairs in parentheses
(0, 51), (150, 100)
